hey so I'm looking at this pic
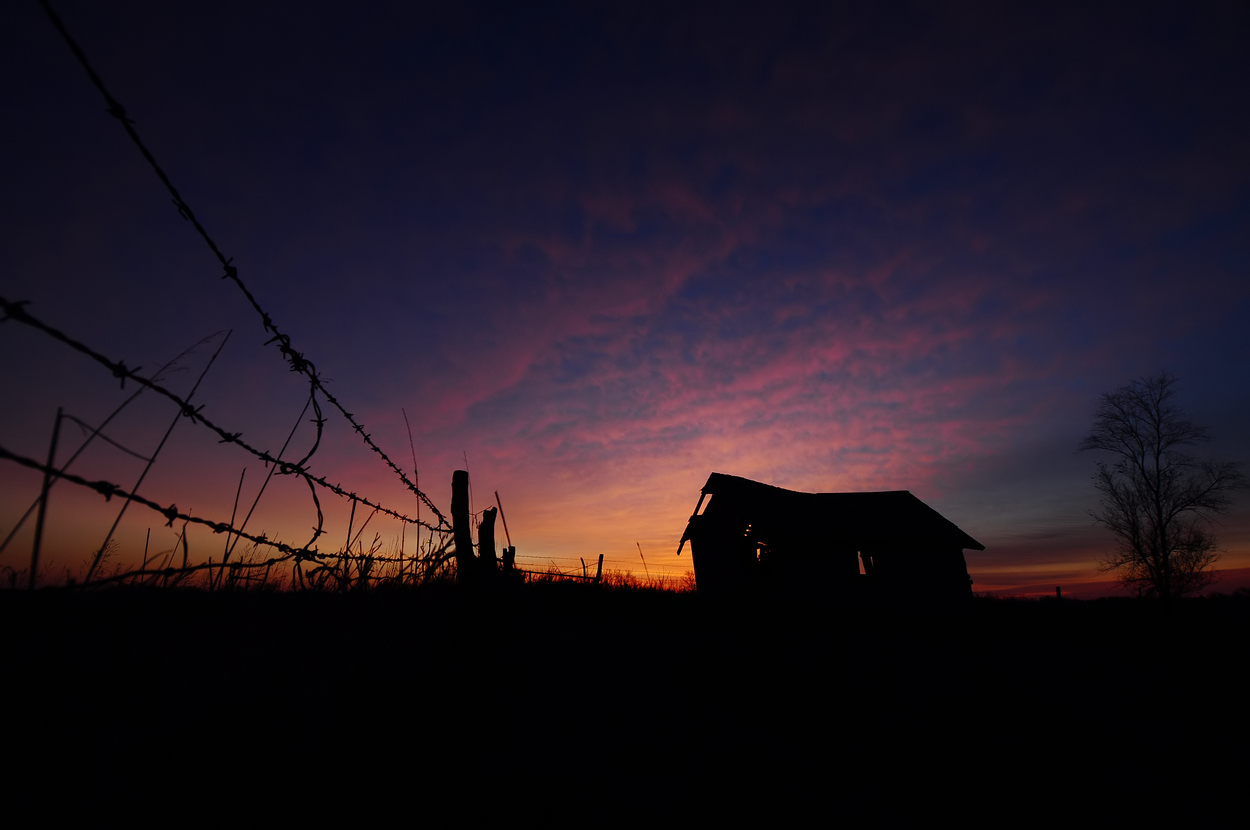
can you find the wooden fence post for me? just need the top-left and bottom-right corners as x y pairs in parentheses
(451, 470), (473, 582)
(595, 553), (604, 584)
(479, 507), (498, 573)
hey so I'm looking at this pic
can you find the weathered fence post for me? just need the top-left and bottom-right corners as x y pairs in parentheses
(451, 470), (474, 582)
(479, 507), (498, 573)
(596, 553), (604, 584)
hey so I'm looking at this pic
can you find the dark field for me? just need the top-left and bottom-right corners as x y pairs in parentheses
(6, 584), (1246, 816)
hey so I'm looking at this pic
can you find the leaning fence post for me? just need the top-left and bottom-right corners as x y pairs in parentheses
(494, 490), (516, 575)
(452, 470), (474, 582)
(595, 553), (604, 584)
(30, 407), (62, 589)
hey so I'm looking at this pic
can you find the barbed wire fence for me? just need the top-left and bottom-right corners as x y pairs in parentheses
(0, 2), (461, 591)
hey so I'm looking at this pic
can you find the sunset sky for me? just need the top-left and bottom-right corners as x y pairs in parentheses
(3, 1), (1248, 596)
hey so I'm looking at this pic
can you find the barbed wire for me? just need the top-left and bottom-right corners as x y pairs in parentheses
(37, 0), (447, 529)
(0, 333), (221, 559)
(0, 442), (454, 586)
(1, 295), (448, 534)
(2, 441), (312, 561)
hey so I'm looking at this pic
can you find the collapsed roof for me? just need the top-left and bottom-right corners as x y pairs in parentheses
(679, 472), (985, 555)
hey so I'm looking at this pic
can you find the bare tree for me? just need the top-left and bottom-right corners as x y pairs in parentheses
(1081, 373), (1245, 600)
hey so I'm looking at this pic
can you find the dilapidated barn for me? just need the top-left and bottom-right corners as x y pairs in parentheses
(677, 473), (984, 600)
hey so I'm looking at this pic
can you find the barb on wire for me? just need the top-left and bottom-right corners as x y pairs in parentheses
(38, 0), (447, 528)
